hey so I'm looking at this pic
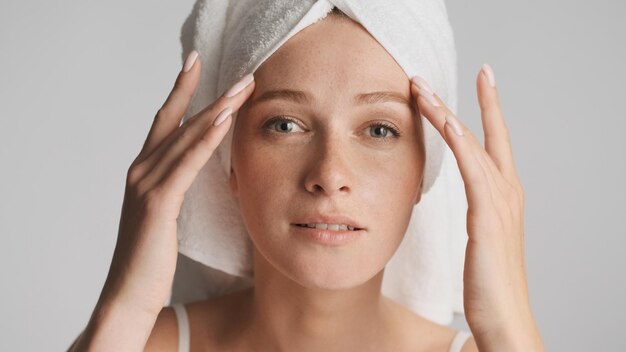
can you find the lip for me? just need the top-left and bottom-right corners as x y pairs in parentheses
(291, 224), (364, 246)
(291, 214), (365, 230)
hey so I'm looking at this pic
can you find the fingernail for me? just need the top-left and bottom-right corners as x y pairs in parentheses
(224, 73), (255, 97)
(445, 114), (464, 136)
(411, 76), (440, 107)
(418, 89), (440, 107)
(182, 50), (199, 73)
(411, 75), (434, 95)
(213, 107), (233, 126)
(481, 63), (496, 87)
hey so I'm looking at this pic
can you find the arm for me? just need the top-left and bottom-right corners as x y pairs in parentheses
(67, 298), (159, 351)
(68, 303), (179, 352)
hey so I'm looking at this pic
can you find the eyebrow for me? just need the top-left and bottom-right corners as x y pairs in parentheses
(250, 88), (412, 108)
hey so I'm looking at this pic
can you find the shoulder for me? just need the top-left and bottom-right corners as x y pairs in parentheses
(460, 335), (479, 352)
(145, 306), (178, 352)
(440, 329), (478, 352)
(145, 291), (252, 352)
(381, 296), (477, 351)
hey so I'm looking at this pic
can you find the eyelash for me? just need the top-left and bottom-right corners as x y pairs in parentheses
(263, 115), (403, 141)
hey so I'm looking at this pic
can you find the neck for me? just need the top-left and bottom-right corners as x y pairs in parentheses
(242, 248), (391, 352)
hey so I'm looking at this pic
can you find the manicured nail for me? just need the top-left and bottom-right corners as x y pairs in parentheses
(411, 75), (434, 95)
(182, 50), (199, 73)
(481, 63), (496, 87)
(213, 107), (233, 126)
(224, 73), (255, 97)
(411, 76), (439, 106)
(445, 114), (464, 136)
(418, 89), (440, 107)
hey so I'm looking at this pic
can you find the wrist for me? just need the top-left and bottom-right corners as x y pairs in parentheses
(99, 264), (168, 318)
(473, 315), (544, 352)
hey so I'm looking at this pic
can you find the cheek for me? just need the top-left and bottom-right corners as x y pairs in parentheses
(354, 143), (424, 258)
(360, 141), (424, 207)
(232, 136), (296, 244)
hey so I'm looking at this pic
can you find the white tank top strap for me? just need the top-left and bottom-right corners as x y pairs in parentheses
(171, 303), (190, 352)
(448, 330), (472, 352)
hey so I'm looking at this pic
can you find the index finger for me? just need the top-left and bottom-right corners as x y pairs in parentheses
(477, 64), (519, 185)
(138, 50), (201, 162)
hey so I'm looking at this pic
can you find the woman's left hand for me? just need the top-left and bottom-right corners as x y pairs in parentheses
(410, 65), (544, 351)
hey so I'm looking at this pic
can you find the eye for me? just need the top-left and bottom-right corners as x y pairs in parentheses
(368, 122), (402, 141)
(263, 115), (305, 133)
(262, 116), (402, 142)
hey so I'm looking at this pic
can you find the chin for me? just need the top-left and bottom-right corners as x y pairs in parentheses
(279, 251), (384, 291)
(295, 274), (373, 291)
(250, 226), (393, 292)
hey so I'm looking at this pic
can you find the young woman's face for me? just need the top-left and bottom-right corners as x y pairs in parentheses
(229, 15), (425, 289)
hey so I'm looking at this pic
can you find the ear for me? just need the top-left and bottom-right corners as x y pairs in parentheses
(228, 167), (239, 197)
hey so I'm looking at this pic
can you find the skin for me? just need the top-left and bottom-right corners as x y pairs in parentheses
(415, 73), (545, 350)
(221, 13), (437, 352)
(162, 14), (472, 352)
(69, 8), (545, 352)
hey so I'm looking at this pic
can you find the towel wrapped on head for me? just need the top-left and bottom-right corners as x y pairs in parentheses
(171, 0), (468, 325)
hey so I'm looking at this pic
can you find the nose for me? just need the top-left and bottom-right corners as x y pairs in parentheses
(304, 134), (353, 197)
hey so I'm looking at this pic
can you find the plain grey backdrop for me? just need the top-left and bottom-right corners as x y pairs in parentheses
(1, 0), (624, 350)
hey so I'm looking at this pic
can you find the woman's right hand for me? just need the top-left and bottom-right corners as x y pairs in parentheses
(100, 51), (255, 318)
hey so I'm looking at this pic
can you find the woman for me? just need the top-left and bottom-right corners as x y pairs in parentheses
(69, 7), (544, 352)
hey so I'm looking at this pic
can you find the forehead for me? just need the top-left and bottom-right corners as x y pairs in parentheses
(251, 16), (410, 96)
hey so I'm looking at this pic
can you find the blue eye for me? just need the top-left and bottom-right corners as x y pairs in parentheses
(263, 116), (402, 141)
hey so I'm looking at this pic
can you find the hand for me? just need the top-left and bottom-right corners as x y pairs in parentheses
(99, 51), (256, 317)
(410, 65), (544, 351)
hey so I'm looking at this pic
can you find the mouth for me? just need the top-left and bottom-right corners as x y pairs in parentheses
(291, 224), (365, 246)
(294, 223), (364, 231)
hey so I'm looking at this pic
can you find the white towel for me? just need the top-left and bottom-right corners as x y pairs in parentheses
(171, 0), (468, 325)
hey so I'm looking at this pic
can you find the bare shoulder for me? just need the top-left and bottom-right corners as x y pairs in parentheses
(186, 288), (254, 343)
(144, 306), (178, 352)
(146, 290), (253, 351)
(381, 296), (477, 352)
(460, 335), (479, 352)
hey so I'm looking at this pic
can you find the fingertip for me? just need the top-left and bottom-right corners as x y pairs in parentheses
(445, 114), (464, 137)
(224, 73), (255, 98)
(243, 76), (256, 96)
(442, 120), (465, 154)
(477, 66), (488, 92)
(481, 63), (496, 88)
(213, 106), (233, 127)
(477, 65), (500, 109)
(182, 50), (199, 73)
(410, 81), (421, 98)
